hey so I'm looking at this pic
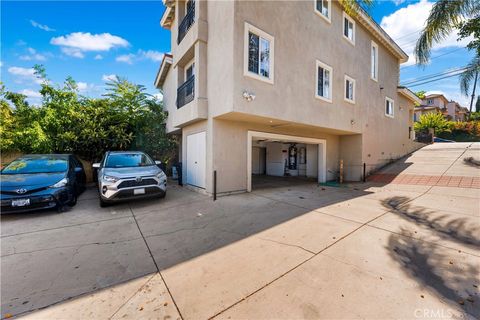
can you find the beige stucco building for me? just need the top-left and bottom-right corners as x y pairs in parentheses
(155, 0), (422, 195)
(414, 93), (469, 121)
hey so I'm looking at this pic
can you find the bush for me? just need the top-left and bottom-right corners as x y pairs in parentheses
(414, 112), (449, 134)
(0, 66), (177, 163)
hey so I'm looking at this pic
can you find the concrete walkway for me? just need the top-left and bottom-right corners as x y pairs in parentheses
(4, 143), (479, 319)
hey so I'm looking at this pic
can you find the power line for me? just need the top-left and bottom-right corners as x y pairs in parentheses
(404, 70), (468, 88)
(401, 66), (468, 85)
(400, 48), (464, 69)
(392, 28), (423, 42)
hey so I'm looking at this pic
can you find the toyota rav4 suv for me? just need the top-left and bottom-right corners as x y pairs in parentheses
(93, 151), (167, 207)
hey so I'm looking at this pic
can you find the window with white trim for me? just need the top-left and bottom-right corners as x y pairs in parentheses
(315, 60), (332, 102)
(315, 0), (331, 22)
(343, 13), (355, 45)
(385, 97), (394, 117)
(371, 41), (378, 81)
(344, 75), (355, 103)
(244, 23), (274, 83)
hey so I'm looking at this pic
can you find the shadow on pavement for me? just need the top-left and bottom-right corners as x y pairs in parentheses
(382, 197), (479, 318)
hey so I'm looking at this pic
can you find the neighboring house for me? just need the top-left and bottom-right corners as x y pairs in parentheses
(155, 0), (422, 195)
(445, 101), (469, 121)
(414, 93), (468, 121)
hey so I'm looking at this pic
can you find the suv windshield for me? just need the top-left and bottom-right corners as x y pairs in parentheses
(2, 156), (68, 174)
(105, 153), (154, 168)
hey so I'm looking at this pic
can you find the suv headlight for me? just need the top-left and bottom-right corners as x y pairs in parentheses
(50, 177), (68, 188)
(156, 171), (166, 180)
(103, 175), (119, 183)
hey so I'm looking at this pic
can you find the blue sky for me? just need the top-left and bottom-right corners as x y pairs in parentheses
(1, 0), (473, 106)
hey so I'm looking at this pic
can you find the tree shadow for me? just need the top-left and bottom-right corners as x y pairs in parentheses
(381, 196), (480, 248)
(382, 196), (480, 317)
(387, 229), (479, 318)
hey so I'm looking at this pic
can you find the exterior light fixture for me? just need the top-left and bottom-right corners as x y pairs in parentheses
(243, 91), (256, 102)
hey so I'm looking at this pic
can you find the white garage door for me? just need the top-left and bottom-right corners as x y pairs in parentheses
(186, 131), (206, 188)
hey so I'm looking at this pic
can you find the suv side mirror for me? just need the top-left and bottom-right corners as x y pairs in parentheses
(92, 163), (100, 169)
(155, 160), (162, 165)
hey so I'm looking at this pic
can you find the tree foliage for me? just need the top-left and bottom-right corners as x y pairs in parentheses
(414, 0), (479, 65)
(0, 67), (176, 164)
(414, 112), (449, 134)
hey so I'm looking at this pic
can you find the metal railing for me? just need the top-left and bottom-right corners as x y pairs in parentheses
(177, 2), (195, 44)
(177, 75), (195, 108)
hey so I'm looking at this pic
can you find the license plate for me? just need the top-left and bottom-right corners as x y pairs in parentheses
(134, 188), (145, 195)
(12, 198), (30, 207)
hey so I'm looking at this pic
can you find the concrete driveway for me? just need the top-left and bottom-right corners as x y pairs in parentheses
(2, 142), (479, 319)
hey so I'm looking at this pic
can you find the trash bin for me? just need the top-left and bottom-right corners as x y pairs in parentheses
(176, 162), (183, 186)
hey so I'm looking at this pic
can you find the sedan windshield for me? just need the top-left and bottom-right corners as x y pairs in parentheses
(105, 153), (154, 168)
(2, 156), (68, 174)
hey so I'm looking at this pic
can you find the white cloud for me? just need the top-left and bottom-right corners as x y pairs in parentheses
(94, 54), (103, 60)
(19, 47), (47, 61)
(51, 32), (129, 55)
(77, 82), (88, 91)
(153, 92), (164, 101)
(381, 0), (472, 66)
(61, 47), (85, 58)
(392, 0), (406, 5)
(116, 53), (135, 64)
(8, 66), (35, 77)
(139, 50), (164, 62)
(20, 89), (42, 98)
(30, 20), (56, 32)
(115, 50), (164, 64)
(102, 74), (117, 82)
(8, 66), (43, 84)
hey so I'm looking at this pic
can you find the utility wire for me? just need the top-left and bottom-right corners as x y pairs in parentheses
(402, 70), (468, 88)
(401, 66), (468, 85)
(400, 48), (464, 69)
(392, 28), (423, 42)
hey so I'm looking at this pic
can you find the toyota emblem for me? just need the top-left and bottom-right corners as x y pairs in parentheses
(16, 188), (27, 194)
(135, 177), (142, 183)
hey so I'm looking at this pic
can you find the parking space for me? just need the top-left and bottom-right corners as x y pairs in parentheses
(3, 143), (480, 319)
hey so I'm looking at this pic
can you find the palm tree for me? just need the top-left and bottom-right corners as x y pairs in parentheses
(415, 0), (478, 64)
(414, 0), (479, 115)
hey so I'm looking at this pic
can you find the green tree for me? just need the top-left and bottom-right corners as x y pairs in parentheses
(0, 66), (177, 164)
(414, 0), (479, 65)
(415, 90), (426, 99)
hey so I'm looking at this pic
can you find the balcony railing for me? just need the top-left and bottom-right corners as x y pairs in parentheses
(177, 1), (195, 44)
(177, 75), (195, 108)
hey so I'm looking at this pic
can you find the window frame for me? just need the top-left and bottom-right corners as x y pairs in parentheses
(314, 0), (331, 24)
(184, 59), (195, 80)
(344, 74), (356, 104)
(342, 12), (355, 46)
(371, 41), (378, 82)
(385, 97), (395, 118)
(315, 60), (333, 103)
(244, 22), (275, 84)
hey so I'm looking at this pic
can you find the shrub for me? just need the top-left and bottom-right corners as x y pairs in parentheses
(414, 112), (449, 134)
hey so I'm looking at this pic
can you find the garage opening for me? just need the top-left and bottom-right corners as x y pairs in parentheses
(247, 131), (326, 192)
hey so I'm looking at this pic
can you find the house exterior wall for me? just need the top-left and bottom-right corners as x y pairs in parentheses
(159, 0), (422, 194)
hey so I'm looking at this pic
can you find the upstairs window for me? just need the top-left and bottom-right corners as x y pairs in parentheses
(344, 75), (355, 104)
(385, 97), (394, 117)
(343, 13), (355, 45)
(244, 23), (274, 84)
(371, 41), (378, 81)
(315, 0), (331, 22)
(315, 60), (332, 103)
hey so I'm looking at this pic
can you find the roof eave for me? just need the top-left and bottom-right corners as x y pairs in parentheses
(154, 55), (173, 89)
(398, 86), (422, 105)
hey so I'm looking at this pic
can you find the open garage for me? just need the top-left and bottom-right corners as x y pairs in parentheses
(247, 131), (326, 191)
